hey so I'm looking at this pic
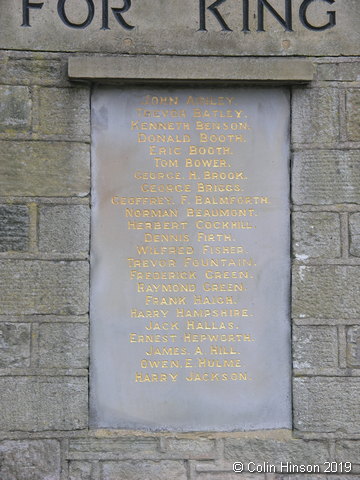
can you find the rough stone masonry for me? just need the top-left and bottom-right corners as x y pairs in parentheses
(0, 0), (359, 479)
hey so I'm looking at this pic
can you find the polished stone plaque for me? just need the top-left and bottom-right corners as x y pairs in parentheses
(91, 87), (291, 431)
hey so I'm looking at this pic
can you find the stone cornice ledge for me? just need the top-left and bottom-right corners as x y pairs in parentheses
(68, 55), (314, 84)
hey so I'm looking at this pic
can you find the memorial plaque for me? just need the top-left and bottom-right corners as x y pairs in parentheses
(91, 87), (291, 431)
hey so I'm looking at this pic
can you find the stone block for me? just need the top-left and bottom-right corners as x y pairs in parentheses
(0, 205), (29, 252)
(0, 376), (87, 431)
(338, 62), (360, 81)
(224, 438), (329, 465)
(39, 205), (90, 254)
(292, 150), (360, 205)
(293, 212), (341, 260)
(38, 323), (88, 368)
(37, 87), (90, 138)
(0, 440), (60, 480)
(0, 52), (67, 86)
(69, 461), (94, 480)
(292, 88), (339, 144)
(316, 62), (360, 81)
(346, 90), (360, 141)
(347, 326), (360, 367)
(349, 213), (360, 257)
(0, 314), (88, 324)
(293, 326), (338, 370)
(102, 460), (187, 480)
(165, 438), (216, 459)
(316, 63), (338, 81)
(336, 441), (360, 464)
(69, 437), (158, 459)
(293, 266), (360, 319)
(0, 260), (89, 315)
(0, 323), (31, 367)
(294, 377), (360, 433)
(0, 141), (89, 197)
(0, 86), (31, 133)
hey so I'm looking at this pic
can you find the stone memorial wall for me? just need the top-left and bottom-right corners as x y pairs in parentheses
(0, 0), (359, 479)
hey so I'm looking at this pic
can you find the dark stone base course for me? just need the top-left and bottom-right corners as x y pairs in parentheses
(0, 435), (358, 479)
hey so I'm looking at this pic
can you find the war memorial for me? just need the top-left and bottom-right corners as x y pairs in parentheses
(0, 1), (359, 478)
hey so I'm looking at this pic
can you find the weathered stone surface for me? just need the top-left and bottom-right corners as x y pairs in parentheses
(347, 326), (360, 367)
(0, 52), (67, 86)
(0, 377), (87, 431)
(0, 141), (89, 197)
(197, 475), (264, 480)
(0, 205), (29, 252)
(37, 87), (90, 138)
(349, 213), (360, 257)
(69, 437), (216, 461)
(0, 0), (359, 56)
(281, 477), (359, 480)
(0, 440), (60, 480)
(224, 438), (329, 464)
(293, 266), (360, 318)
(293, 326), (338, 370)
(0, 323), (30, 368)
(0, 260), (89, 315)
(0, 0), (357, 466)
(336, 441), (360, 463)
(316, 62), (360, 81)
(292, 151), (360, 205)
(346, 90), (360, 141)
(165, 438), (216, 459)
(69, 437), (158, 459)
(0, 86), (31, 133)
(316, 63), (338, 81)
(274, 476), (336, 480)
(68, 437), (217, 461)
(69, 461), (94, 480)
(39, 205), (90, 254)
(293, 212), (341, 260)
(38, 323), (88, 368)
(0, 314), (88, 324)
(102, 460), (187, 480)
(292, 88), (339, 145)
(338, 472), (360, 476)
(294, 378), (360, 433)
